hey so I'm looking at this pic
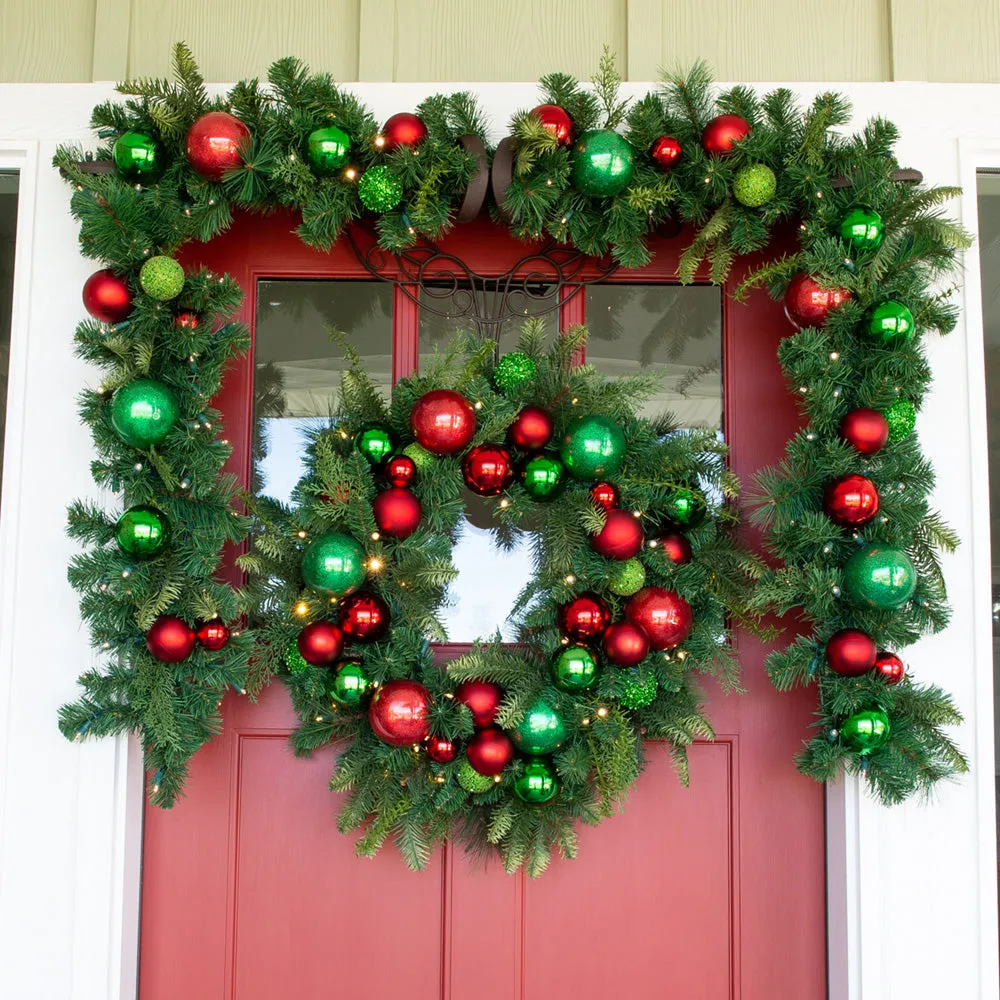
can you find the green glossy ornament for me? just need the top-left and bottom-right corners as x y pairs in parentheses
(355, 425), (395, 465)
(514, 758), (559, 804)
(522, 454), (565, 500)
(664, 484), (707, 528)
(608, 557), (646, 596)
(139, 256), (185, 301)
(840, 206), (884, 250)
(112, 130), (165, 183)
(842, 545), (917, 609)
(403, 442), (435, 469)
(559, 415), (626, 481)
(733, 164), (776, 207)
(115, 505), (169, 558)
(358, 165), (403, 212)
(619, 668), (658, 709)
(571, 129), (635, 197)
(328, 658), (371, 706)
(512, 697), (567, 754)
(301, 532), (366, 596)
(841, 708), (891, 753)
(457, 758), (495, 793)
(494, 352), (537, 394)
(285, 641), (309, 675)
(551, 644), (599, 691)
(866, 301), (914, 347)
(883, 399), (916, 442)
(306, 125), (351, 176)
(109, 379), (180, 448)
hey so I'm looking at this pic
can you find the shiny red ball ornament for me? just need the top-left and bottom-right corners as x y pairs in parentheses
(590, 482), (619, 511)
(656, 532), (692, 566)
(840, 408), (890, 455)
(373, 487), (422, 539)
(874, 650), (905, 685)
(601, 621), (650, 667)
(530, 103), (574, 147)
(338, 591), (390, 643)
(559, 592), (611, 642)
(462, 444), (514, 496)
(83, 269), (133, 324)
(507, 405), (554, 451)
(185, 111), (251, 181)
(465, 727), (515, 776)
(146, 615), (196, 662)
(650, 135), (682, 171)
(426, 734), (459, 763)
(297, 620), (345, 665)
(625, 586), (693, 650)
(382, 112), (428, 151)
(410, 389), (477, 455)
(455, 679), (504, 728)
(591, 509), (645, 560)
(368, 679), (432, 746)
(784, 273), (852, 329)
(386, 454), (416, 487)
(173, 311), (200, 330)
(701, 114), (751, 156)
(825, 629), (877, 677)
(824, 474), (880, 527)
(196, 619), (231, 651)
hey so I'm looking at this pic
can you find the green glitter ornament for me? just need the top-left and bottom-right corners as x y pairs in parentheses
(109, 379), (179, 448)
(522, 454), (564, 500)
(733, 164), (776, 207)
(354, 425), (395, 465)
(840, 207), (884, 250)
(458, 759), (495, 793)
(512, 696), (567, 754)
(883, 399), (916, 442)
(494, 352), (537, 394)
(514, 758), (558, 804)
(403, 442), (435, 469)
(608, 557), (646, 596)
(664, 484), (707, 528)
(842, 545), (917, 609)
(115, 505), (169, 558)
(619, 668), (658, 709)
(358, 165), (403, 212)
(551, 644), (599, 691)
(306, 125), (351, 176)
(285, 641), (309, 675)
(328, 658), (371, 706)
(139, 256), (185, 301)
(112, 130), (165, 184)
(301, 532), (366, 596)
(571, 129), (635, 197)
(866, 300), (914, 347)
(559, 415), (626, 480)
(841, 708), (891, 753)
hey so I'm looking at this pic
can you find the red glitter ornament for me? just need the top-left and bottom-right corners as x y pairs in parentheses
(465, 727), (515, 776)
(874, 650), (905, 685)
(462, 444), (514, 496)
(507, 405), (554, 451)
(368, 679), (432, 746)
(601, 622), (650, 667)
(530, 103), (574, 146)
(655, 532), (692, 566)
(650, 135), (682, 171)
(591, 509), (645, 560)
(297, 620), (345, 665)
(83, 269), (133, 324)
(339, 591), (390, 643)
(426, 734), (459, 763)
(455, 679), (503, 728)
(824, 474), (880, 527)
(382, 112), (428, 151)
(410, 389), (477, 455)
(840, 408), (890, 455)
(373, 487), (422, 538)
(173, 311), (201, 330)
(146, 615), (195, 662)
(701, 114), (751, 156)
(196, 619), (231, 651)
(590, 482), (619, 511)
(625, 587), (693, 650)
(185, 111), (250, 181)
(558, 593), (611, 642)
(784, 273), (852, 329)
(825, 629), (877, 677)
(386, 454), (416, 487)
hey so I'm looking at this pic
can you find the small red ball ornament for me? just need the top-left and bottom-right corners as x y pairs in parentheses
(297, 620), (345, 665)
(656, 532), (692, 566)
(83, 269), (133, 324)
(146, 615), (196, 662)
(339, 591), (390, 643)
(701, 114), (751, 156)
(410, 389), (477, 455)
(591, 509), (645, 560)
(824, 474), (880, 527)
(530, 103), (574, 146)
(559, 593), (611, 642)
(196, 619), (231, 651)
(650, 135), (682, 171)
(840, 408), (890, 455)
(382, 112), (428, 151)
(455, 679), (503, 728)
(590, 482), (619, 511)
(462, 444), (514, 496)
(466, 727), (515, 776)
(426, 734), (459, 763)
(173, 311), (201, 330)
(784, 273), (852, 329)
(625, 586), (693, 650)
(368, 679), (432, 746)
(185, 111), (250, 181)
(386, 454), (416, 487)
(874, 650), (905, 685)
(601, 621), (650, 667)
(507, 406), (554, 451)
(373, 487), (422, 538)
(825, 629), (877, 677)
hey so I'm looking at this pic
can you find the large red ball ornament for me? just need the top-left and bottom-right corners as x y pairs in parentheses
(339, 591), (390, 643)
(146, 615), (196, 662)
(874, 650), (905, 685)
(373, 487), (423, 539)
(650, 135), (682, 171)
(185, 111), (250, 181)
(558, 593), (611, 642)
(824, 474), (880, 527)
(465, 727), (515, 776)
(410, 389), (477, 455)
(531, 103), (574, 146)
(196, 620), (231, 651)
(83, 269), (133, 324)
(368, 679), (432, 746)
(382, 112), (428, 151)
(840, 408), (890, 455)
(701, 114), (751, 156)
(590, 482), (619, 511)
(591, 509), (645, 560)
(825, 628), (877, 677)
(507, 406), (554, 451)
(386, 454), (416, 487)
(462, 444), (514, 496)
(426, 734), (459, 763)
(655, 532), (692, 566)
(784, 273), (852, 329)
(297, 620), (345, 665)
(455, 679), (503, 728)
(601, 622), (650, 667)
(625, 586), (693, 650)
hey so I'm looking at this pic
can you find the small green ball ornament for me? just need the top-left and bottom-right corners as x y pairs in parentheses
(571, 129), (635, 197)
(840, 207), (884, 250)
(551, 644), (599, 691)
(514, 758), (559, 804)
(301, 532), (366, 596)
(842, 545), (917, 609)
(112, 130), (165, 183)
(328, 658), (371, 706)
(403, 442), (435, 469)
(115, 505), (169, 558)
(354, 425), (395, 465)
(841, 708), (891, 753)
(733, 164), (776, 207)
(285, 641), (310, 675)
(458, 759), (495, 793)
(664, 484), (707, 528)
(559, 415), (626, 480)
(494, 352), (537, 395)
(608, 557), (646, 596)
(358, 165), (403, 212)
(110, 379), (180, 448)
(139, 256), (185, 301)
(522, 454), (565, 500)
(306, 125), (351, 176)
(512, 697), (567, 754)
(883, 399), (916, 442)
(866, 301), (914, 346)
(619, 669), (658, 709)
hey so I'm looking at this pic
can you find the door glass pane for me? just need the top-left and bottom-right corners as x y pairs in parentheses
(253, 280), (392, 503)
(0, 172), (17, 513)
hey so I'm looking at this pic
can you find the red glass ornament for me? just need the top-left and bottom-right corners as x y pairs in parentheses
(382, 112), (428, 151)
(297, 620), (345, 665)
(840, 408), (890, 455)
(507, 405), (554, 451)
(146, 615), (195, 662)
(784, 273), (852, 329)
(530, 103), (574, 146)
(386, 454), (416, 487)
(174, 311), (200, 330)
(874, 650), (905, 685)
(196, 619), (231, 651)
(656, 532), (692, 566)
(701, 114), (751, 156)
(625, 586), (693, 650)
(368, 679), (432, 746)
(185, 111), (250, 181)
(601, 622), (650, 667)
(462, 444), (514, 496)
(591, 509), (645, 560)
(825, 628), (877, 676)
(83, 269), (133, 324)
(338, 591), (390, 643)
(410, 389), (477, 455)
(558, 593), (611, 642)
(650, 135), (682, 171)
(426, 734), (459, 763)
(373, 487), (422, 539)
(824, 474), (880, 527)
(455, 679), (503, 728)
(590, 482), (619, 511)
(465, 727), (515, 777)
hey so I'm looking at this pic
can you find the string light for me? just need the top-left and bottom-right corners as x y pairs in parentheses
(297, 530), (307, 539)
(474, 401), (483, 410)
(371, 531), (381, 541)
(499, 498), (510, 509)
(596, 706), (609, 718)
(581, 717), (591, 726)
(374, 135), (386, 149)
(368, 557), (384, 573)
(294, 601), (309, 616)
(343, 167), (358, 181)
(564, 574), (576, 585)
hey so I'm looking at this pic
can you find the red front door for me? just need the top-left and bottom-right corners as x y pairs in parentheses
(138, 213), (826, 1000)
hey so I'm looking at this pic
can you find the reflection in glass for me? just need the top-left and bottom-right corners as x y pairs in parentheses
(0, 172), (17, 512)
